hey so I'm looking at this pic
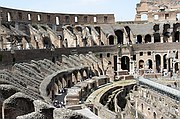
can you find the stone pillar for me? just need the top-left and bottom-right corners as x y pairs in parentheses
(117, 57), (122, 71)
(129, 57), (134, 75)
(167, 58), (170, 72)
(151, 35), (154, 43)
(142, 35), (145, 43)
(160, 35), (164, 43)
(161, 54), (164, 73)
(153, 54), (156, 73)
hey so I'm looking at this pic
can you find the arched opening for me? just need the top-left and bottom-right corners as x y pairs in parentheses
(153, 24), (159, 32)
(141, 103), (144, 112)
(124, 26), (132, 43)
(154, 33), (161, 43)
(139, 60), (144, 69)
(56, 16), (60, 25)
(76, 26), (82, 32)
(163, 54), (167, 69)
(75, 16), (78, 23)
(155, 54), (161, 73)
(121, 56), (130, 71)
(137, 35), (142, 44)
(67, 26), (74, 33)
(52, 57), (55, 63)
(7, 12), (12, 21)
(43, 37), (52, 49)
(145, 34), (151, 43)
(95, 26), (101, 36)
(147, 59), (153, 69)
(109, 35), (114, 45)
(175, 62), (179, 72)
(115, 30), (124, 44)
(12, 57), (16, 65)
(174, 31), (179, 42)
(3, 97), (34, 119)
(153, 112), (157, 119)
(141, 14), (148, 21)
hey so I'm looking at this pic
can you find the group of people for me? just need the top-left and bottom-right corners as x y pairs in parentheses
(53, 100), (65, 108)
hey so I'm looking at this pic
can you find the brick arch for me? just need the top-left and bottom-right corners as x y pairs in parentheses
(3, 94), (34, 119)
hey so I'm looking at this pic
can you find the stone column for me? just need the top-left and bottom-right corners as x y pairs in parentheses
(160, 35), (164, 43)
(129, 57), (134, 75)
(151, 35), (154, 43)
(117, 57), (122, 71)
(153, 53), (156, 73)
(161, 54), (164, 73)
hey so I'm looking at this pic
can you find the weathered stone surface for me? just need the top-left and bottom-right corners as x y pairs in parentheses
(53, 108), (90, 119)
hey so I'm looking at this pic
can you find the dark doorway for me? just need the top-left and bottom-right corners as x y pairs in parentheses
(148, 59), (153, 69)
(145, 34), (151, 43)
(163, 54), (167, 69)
(154, 33), (161, 43)
(174, 31), (180, 42)
(137, 35), (142, 44)
(121, 56), (130, 71)
(109, 35), (114, 45)
(115, 30), (123, 44)
(114, 55), (117, 71)
(155, 54), (161, 72)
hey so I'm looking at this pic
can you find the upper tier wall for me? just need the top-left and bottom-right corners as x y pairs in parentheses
(0, 7), (115, 25)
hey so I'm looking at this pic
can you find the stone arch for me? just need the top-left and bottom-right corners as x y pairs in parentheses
(155, 54), (161, 73)
(145, 34), (151, 43)
(0, 85), (19, 118)
(139, 60), (144, 69)
(153, 24), (159, 32)
(75, 26), (82, 32)
(115, 30), (124, 44)
(3, 94), (34, 119)
(82, 69), (88, 80)
(43, 36), (52, 49)
(137, 35), (142, 44)
(121, 56), (130, 71)
(108, 35), (115, 45)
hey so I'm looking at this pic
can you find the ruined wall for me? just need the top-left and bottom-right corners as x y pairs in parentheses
(0, 45), (118, 69)
(0, 7), (115, 25)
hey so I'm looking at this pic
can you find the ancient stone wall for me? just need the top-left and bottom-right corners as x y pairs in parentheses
(0, 7), (115, 25)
